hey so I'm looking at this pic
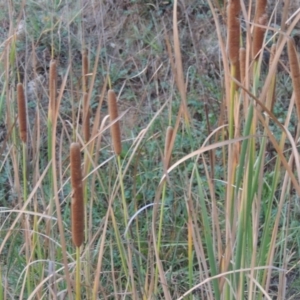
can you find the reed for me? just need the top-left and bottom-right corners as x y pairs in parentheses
(268, 44), (277, 112)
(17, 82), (27, 143)
(108, 89), (122, 156)
(45, 59), (57, 271)
(82, 49), (89, 93)
(83, 92), (90, 142)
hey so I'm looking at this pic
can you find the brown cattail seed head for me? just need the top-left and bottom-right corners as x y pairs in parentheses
(164, 126), (173, 169)
(108, 89), (122, 156)
(17, 83), (27, 143)
(288, 38), (300, 121)
(48, 59), (57, 120)
(227, 0), (241, 65)
(83, 93), (90, 142)
(70, 143), (84, 248)
(252, 14), (268, 60)
(254, 0), (267, 23)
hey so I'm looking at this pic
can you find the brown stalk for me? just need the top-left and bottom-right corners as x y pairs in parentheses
(82, 49), (89, 93)
(288, 38), (300, 122)
(70, 142), (84, 248)
(17, 83), (27, 143)
(269, 44), (277, 112)
(108, 89), (122, 156)
(83, 93), (90, 142)
(48, 59), (57, 120)
(227, 0), (241, 66)
(164, 126), (173, 169)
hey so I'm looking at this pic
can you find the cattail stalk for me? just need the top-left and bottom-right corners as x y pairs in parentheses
(239, 48), (246, 84)
(46, 60), (57, 244)
(17, 82), (30, 293)
(268, 44), (277, 112)
(108, 89), (122, 155)
(288, 38), (300, 122)
(70, 143), (84, 248)
(82, 50), (89, 93)
(83, 93), (90, 142)
(227, 0), (241, 139)
(17, 83), (27, 143)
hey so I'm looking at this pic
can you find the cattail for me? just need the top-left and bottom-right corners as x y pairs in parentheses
(227, 0), (241, 66)
(82, 50), (89, 93)
(239, 47), (246, 84)
(17, 83), (27, 143)
(108, 89), (122, 155)
(164, 126), (173, 169)
(83, 93), (90, 142)
(288, 38), (300, 121)
(252, 14), (268, 60)
(48, 59), (57, 120)
(70, 143), (84, 248)
(254, 0), (267, 24)
(252, 0), (267, 59)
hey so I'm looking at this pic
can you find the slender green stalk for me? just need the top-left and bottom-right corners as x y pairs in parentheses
(75, 246), (81, 300)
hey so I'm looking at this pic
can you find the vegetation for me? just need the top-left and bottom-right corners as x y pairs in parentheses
(1, 0), (300, 299)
